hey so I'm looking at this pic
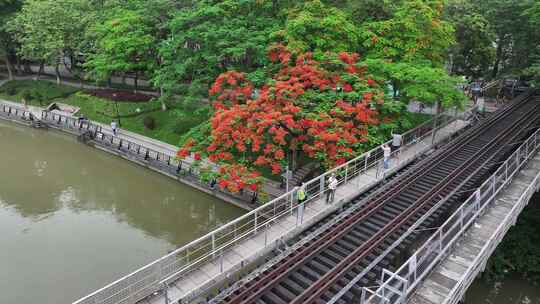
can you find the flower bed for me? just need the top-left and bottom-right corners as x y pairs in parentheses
(86, 89), (153, 102)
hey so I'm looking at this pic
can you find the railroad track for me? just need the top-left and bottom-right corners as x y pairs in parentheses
(211, 92), (540, 304)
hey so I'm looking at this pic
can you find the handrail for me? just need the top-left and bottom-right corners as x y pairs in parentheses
(71, 106), (472, 304)
(0, 102), (34, 121)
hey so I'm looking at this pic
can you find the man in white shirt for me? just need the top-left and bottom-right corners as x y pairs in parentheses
(111, 120), (118, 136)
(382, 144), (391, 169)
(326, 173), (338, 204)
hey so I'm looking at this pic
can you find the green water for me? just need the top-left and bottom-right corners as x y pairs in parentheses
(0, 120), (244, 304)
(466, 276), (540, 304)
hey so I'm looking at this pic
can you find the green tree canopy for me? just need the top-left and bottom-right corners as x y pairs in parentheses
(359, 0), (455, 66)
(155, 0), (281, 99)
(445, 0), (496, 78)
(84, 8), (157, 86)
(0, 0), (22, 79)
(8, 0), (90, 82)
(272, 0), (360, 56)
(476, 0), (539, 78)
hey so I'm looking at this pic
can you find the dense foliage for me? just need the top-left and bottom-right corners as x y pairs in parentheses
(3, 0), (540, 187)
(178, 46), (400, 191)
(484, 198), (540, 283)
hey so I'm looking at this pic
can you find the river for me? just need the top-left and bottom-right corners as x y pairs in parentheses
(0, 120), (244, 304)
(466, 276), (540, 304)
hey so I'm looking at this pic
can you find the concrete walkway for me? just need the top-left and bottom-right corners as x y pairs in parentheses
(409, 153), (540, 304)
(142, 119), (470, 304)
(0, 67), (158, 95)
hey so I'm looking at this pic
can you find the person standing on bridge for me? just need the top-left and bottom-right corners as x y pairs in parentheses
(297, 183), (307, 205)
(382, 143), (391, 170)
(326, 174), (338, 204)
(111, 120), (118, 136)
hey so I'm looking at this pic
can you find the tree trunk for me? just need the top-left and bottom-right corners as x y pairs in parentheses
(491, 42), (503, 79)
(55, 63), (61, 85)
(160, 87), (167, 111)
(291, 148), (298, 171)
(24, 61), (32, 74)
(36, 62), (44, 80)
(134, 72), (138, 93)
(4, 55), (13, 80)
(16, 56), (22, 75)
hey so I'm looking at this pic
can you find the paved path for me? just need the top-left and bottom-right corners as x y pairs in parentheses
(0, 72), (159, 96)
(409, 153), (540, 304)
(142, 119), (470, 304)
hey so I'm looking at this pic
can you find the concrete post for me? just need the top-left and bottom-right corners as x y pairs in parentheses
(220, 250), (224, 273)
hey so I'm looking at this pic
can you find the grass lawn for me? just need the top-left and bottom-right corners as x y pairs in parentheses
(0, 80), (206, 145)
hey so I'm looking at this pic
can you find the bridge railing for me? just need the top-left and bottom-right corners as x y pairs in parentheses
(71, 107), (471, 304)
(361, 127), (540, 304)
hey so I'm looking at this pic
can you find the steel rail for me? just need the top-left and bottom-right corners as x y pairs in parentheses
(293, 101), (540, 304)
(224, 94), (534, 303)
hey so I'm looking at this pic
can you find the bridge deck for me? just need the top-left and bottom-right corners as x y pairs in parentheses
(409, 153), (540, 304)
(144, 119), (469, 304)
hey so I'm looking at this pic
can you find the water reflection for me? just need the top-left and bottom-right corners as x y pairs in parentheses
(0, 120), (244, 303)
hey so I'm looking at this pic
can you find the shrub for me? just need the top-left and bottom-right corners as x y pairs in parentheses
(5, 86), (16, 95)
(143, 116), (156, 130)
(173, 115), (204, 135)
(21, 90), (33, 101)
(32, 90), (44, 105)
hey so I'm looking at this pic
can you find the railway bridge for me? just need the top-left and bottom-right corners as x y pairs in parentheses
(73, 90), (540, 304)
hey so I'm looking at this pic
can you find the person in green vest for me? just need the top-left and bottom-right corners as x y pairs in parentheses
(297, 183), (307, 204)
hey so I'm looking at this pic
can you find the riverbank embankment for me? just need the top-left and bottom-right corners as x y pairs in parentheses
(0, 100), (258, 210)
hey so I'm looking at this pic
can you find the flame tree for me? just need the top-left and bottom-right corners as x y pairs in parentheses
(178, 45), (400, 192)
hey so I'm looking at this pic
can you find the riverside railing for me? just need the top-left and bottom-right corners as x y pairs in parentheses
(359, 127), (540, 304)
(0, 102), (34, 122)
(72, 107), (471, 304)
(38, 110), (258, 204)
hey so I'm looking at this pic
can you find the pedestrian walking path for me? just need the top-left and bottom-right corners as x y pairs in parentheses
(141, 119), (470, 304)
(0, 70), (158, 96)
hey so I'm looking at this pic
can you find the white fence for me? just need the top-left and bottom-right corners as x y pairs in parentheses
(72, 110), (469, 304)
(359, 127), (540, 304)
